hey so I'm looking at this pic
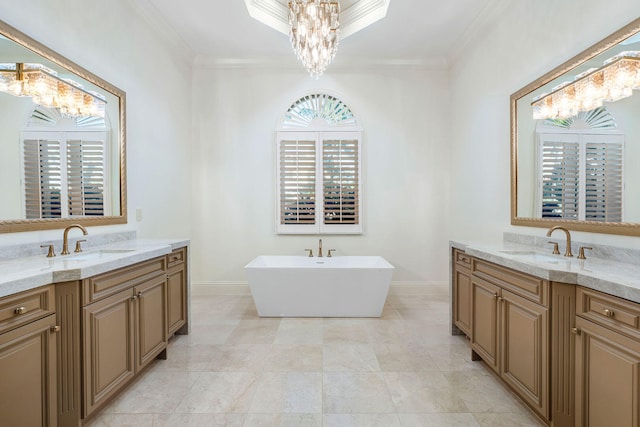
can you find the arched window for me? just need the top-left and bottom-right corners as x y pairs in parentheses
(536, 107), (624, 222)
(277, 93), (363, 234)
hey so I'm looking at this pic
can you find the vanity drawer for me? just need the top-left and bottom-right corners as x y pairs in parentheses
(453, 249), (471, 270)
(167, 247), (186, 268)
(472, 258), (549, 306)
(82, 256), (167, 305)
(577, 287), (640, 339)
(0, 285), (55, 334)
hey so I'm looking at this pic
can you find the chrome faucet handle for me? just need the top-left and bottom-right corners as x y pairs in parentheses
(547, 241), (560, 255)
(304, 249), (313, 257)
(40, 244), (56, 258)
(577, 246), (593, 260)
(327, 249), (336, 257)
(74, 239), (87, 253)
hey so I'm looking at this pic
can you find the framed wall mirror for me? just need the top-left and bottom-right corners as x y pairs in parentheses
(511, 17), (640, 236)
(0, 18), (126, 233)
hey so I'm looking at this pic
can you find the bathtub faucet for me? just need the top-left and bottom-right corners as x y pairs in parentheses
(318, 239), (323, 257)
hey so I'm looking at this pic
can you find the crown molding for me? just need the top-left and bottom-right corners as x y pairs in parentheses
(448, 0), (510, 65)
(244, 0), (390, 40)
(194, 55), (448, 70)
(127, 0), (196, 65)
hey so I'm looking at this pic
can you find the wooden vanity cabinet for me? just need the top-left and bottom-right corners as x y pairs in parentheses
(56, 248), (189, 426)
(575, 287), (640, 427)
(166, 247), (187, 336)
(469, 258), (550, 420)
(0, 285), (57, 427)
(82, 257), (167, 417)
(452, 250), (578, 426)
(452, 249), (473, 336)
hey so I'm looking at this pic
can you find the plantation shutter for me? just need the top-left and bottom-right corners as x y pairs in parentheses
(22, 132), (107, 219)
(23, 138), (62, 219)
(67, 138), (105, 216)
(584, 138), (623, 222)
(540, 139), (580, 220)
(279, 137), (316, 225)
(538, 132), (624, 222)
(323, 138), (359, 225)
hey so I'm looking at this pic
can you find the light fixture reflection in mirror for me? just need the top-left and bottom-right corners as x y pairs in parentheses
(0, 19), (126, 233)
(511, 17), (640, 236)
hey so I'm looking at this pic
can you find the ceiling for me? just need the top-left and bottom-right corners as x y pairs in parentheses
(137, 0), (493, 64)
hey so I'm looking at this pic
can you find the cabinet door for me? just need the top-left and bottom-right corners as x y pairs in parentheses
(0, 314), (57, 427)
(575, 316), (640, 427)
(135, 275), (168, 370)
(501, 289), (549, 419)
(453, 266), (472, 337)
(471, 276), (500, 372)
(167, 263), (187, 336)
(83, 288), (135, 417)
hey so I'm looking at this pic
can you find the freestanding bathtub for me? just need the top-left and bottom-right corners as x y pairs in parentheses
(244, 256), (394, 317)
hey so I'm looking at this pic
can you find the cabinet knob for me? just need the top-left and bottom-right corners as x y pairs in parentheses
(571, 327), (581, 335)
(603, 308), (615, 318)
(131, 294), (138, 300)
(14, 306), (27, 315)
(50, 325), (61, 333)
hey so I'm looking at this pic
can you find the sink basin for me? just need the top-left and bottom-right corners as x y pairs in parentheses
(499, 250), (564, 263)
(499, 250), (537, 255)
(64, 249), (136, 261)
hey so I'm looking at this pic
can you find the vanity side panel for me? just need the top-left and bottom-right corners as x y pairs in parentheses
(55, 280), (82, 427)
(551, 282), (575, 427)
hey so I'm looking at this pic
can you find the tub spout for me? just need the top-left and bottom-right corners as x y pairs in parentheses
(318, 239), (323, 257)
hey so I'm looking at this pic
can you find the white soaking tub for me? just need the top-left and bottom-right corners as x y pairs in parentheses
(244, 256), (394, 317)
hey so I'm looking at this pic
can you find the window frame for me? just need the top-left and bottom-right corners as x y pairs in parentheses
(276, 130), (363, 235)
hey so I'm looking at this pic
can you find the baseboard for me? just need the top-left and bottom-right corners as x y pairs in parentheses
(192, 280), (448, 296)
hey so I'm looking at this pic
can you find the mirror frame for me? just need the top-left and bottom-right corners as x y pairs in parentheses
(0, 18), (126, 233)
(511, 17), (640, 236)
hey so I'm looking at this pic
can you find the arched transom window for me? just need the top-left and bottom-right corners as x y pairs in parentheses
(277, 93), (362, 234)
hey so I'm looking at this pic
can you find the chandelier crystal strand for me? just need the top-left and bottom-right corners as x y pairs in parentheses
(0, 63), (106, 117)
(532, 51), (640, 120)
(288, 0), (340, 78)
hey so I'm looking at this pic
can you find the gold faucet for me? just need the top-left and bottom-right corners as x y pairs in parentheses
(61, 224), (88, 255)
(318, 238), (323, 257)
(546, 226), (573, 257)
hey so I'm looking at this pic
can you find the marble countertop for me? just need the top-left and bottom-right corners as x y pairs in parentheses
(0, 238), (189, 298)
(451, 240), (640, 304)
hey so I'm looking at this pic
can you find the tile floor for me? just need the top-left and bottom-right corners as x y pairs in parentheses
(86, 286), (544, 426)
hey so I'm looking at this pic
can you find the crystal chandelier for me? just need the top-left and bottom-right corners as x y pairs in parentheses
(532, 51), (640, 120)
(288, 0), (340, 78)
(0, 63), (106, 117)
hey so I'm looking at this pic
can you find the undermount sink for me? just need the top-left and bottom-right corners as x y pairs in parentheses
(499, 250), (538, 255)
(499, 250), (564, 263)
(64, 249), (136, 261)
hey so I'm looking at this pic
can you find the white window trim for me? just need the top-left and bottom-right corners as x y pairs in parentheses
(276, 130), (363, 235)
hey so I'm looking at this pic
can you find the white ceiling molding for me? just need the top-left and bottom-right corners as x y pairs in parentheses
(244, 0), (390, 40)
(193, 55), (447, 70)
(448, 0), (509, 64)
